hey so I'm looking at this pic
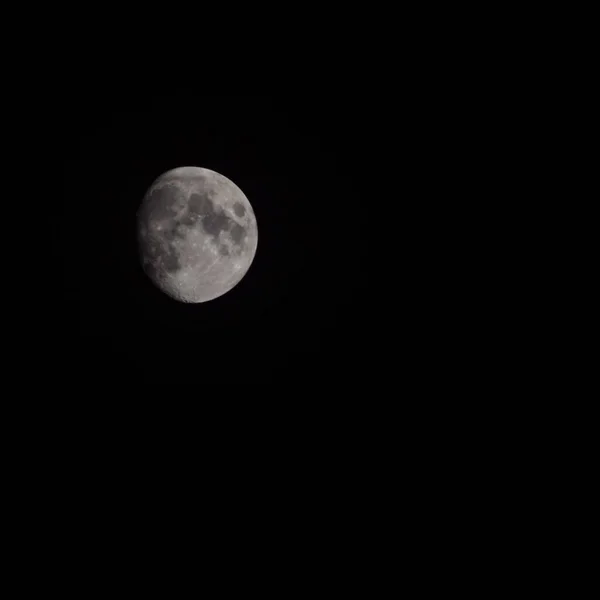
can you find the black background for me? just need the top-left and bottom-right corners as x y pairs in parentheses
(61, 94), (382, 384)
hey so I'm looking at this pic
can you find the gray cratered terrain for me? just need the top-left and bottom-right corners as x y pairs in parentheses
(137, 166), (258, 303)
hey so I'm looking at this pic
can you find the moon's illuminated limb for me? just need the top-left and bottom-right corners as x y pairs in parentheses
(137, 167), (258, 303)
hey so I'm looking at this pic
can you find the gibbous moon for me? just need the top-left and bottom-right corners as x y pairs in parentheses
(137, 166), (258, 303)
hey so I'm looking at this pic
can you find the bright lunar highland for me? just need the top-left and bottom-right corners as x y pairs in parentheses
(137, 166), (258, 303)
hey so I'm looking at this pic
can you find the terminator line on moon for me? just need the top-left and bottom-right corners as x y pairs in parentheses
(137, 166), (258, 303)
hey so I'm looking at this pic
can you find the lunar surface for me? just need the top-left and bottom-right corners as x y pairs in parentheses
(137, 166), (258, 303)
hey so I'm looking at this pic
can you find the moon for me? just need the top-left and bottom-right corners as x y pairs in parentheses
(137, 166), (258, 303)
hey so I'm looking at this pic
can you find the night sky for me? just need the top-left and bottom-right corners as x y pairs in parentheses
(59, 93), (387, 384)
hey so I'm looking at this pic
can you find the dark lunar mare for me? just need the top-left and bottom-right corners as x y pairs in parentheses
(142, 235), (181, 274)
(161, 246), (181, 272)
(230, 223), (246, 245)
(143, 183), (180, 222)
(188, 192), (247, 247)
(188, 192), (213, 215)
(203, 211), (231, 237)
(162, 220), (187, 242)
(181, 211), (198, 227)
